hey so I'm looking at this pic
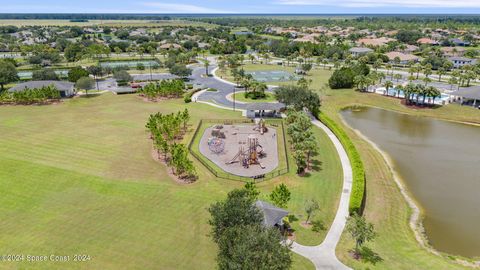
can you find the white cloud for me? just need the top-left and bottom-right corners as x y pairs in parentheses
(142, 2), (232, 13)
(275, 0), (480, 8)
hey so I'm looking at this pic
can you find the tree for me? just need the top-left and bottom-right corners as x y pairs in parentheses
(329, 67), (355, 89)
(305, 199), (320, 224)
(346, 212), (376, 255)
(244, 181), (260, 201)
(216, 224), (292, 270)
(87, 65), (104, 90)
(169, 64), (192, 79)
(274, 85), (320, 115)
(32, 69), (58, 81)
(113, 70), (133, 86)
(0, 60), (18, 91)
(384, 81), (393, 96)
(204, 59), (210, 76)
(208, 189), (263, 243)
(269, 184), (291, 208)
(76, 77), (95, 96)
(67, 66), (89, 83)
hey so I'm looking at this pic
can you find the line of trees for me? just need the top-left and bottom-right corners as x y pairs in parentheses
(145, 109), (196, 181)
(0, 85), (60, 104)
(139, 79), (186, 100)
(285, 110), (319, 175)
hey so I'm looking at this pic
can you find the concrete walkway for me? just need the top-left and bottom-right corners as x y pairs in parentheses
(288, 116), (353, 270)
(192, 60), (353, 269)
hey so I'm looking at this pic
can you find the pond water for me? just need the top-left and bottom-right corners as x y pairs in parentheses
(341, 107), (480, 258)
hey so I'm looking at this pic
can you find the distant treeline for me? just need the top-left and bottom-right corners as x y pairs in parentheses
(189, 15), (480, 30)
(0, 14), (173, 20)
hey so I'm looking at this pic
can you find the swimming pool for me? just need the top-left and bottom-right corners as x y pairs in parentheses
(377, 87), (450, 105)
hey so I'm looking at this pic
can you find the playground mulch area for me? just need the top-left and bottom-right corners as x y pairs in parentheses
(199, 124), (279, 177)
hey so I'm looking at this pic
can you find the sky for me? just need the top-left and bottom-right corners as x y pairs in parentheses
(2, 0), (480, 14)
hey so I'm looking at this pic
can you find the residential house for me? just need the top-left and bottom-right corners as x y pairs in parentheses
(349, 47), (374, 57)
(448, 57), (477, 68)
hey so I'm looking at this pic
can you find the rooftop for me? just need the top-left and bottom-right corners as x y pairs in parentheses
(9, 81), (74, 92)
(245, 102), (285, 111)
(255, 200), (289, 227)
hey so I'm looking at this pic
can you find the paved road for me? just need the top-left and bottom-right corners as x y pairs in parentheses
(192, 61), (353, 270)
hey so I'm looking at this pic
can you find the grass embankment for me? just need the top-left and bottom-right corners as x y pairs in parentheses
(0, 93), (343, 269)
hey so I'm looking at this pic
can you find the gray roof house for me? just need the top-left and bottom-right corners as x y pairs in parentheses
(448, 57), (477, 69)
(9, 81), (75, 98)
(255, 200), (289, 228)
(349, 47), (373, 57)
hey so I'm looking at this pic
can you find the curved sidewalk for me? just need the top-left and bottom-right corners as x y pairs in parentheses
(288, 116), (353, 270)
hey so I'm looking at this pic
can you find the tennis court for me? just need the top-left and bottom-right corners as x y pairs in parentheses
(246, 70), (299, 82)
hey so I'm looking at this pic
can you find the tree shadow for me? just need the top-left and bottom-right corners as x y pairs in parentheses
(79, 93), (103, 98)
(359, 246), (383, 265)
(311, 160), (323, 172)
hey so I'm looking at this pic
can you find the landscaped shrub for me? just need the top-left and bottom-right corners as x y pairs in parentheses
(139, 79), (186, 100)
(183, 88), (202, 103)
(317, 112), (365, 215)
(0, 85), (61, 104)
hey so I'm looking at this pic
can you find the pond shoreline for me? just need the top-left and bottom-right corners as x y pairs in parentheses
(340, 106), (480, 268)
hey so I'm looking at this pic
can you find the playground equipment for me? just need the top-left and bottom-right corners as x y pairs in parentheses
(208, 137), (225, 154)
(226, 135), (266, 169)
(253, 119), (268, 135)
(211, 125), (226, 139)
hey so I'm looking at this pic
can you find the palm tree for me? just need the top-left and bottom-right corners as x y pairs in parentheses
(354, 75), (368, 92)
(204, 59), (210, 76)
(395, 84), (404, 98)
(393, 73), (402, 82)
(425, 86), (440, 106)
(415, 84), (425, 105)
(404, 83), (416, 105)
(384, 81), (393, 96)
(437, 67), (446, 82)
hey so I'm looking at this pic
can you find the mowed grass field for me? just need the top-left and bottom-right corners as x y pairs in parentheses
(219, 62), (480, 268)
(0, 93), (343, 269)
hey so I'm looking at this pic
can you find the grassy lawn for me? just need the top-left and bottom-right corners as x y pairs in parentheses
(0, 93), (343, 269)
(233, 92), (276, 103)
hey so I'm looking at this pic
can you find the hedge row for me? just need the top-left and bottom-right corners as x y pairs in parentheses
(183, 88), (202, 103)
(318, 112), (366, 215)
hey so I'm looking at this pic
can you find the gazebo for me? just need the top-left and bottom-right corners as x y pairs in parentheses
(255, 200), (289, 228)
(245, 102), (285, 118)
(449, 86), (480, 107)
